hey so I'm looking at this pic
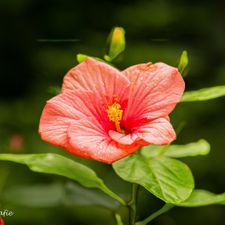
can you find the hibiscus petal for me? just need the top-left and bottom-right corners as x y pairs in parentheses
(39, 94), (79, 148)
(135, 117), (176, 145)
(39, 90), (111, 148)
(109, 117), (174, 146)
(122, 63), (185, 127)
(68, 120), (140, 164)
(62, 58), (130, 105)
(108, 130), (139, 145)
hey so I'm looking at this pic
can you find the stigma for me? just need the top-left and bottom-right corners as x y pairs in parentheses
(106, 102), (123, 133)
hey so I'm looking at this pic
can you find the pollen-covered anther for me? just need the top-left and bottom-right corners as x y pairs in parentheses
(106, 102), (123, 133)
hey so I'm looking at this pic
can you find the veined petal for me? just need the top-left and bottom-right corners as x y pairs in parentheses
(39, 90), (112, 148)
(122, 62), (185, 127)
(108, 130), (149, 147)
(68, 120), (140, 164)
(135, 117), (176, 145)
(108, 130), (139, 145)
(39, 94), (79, 148)
(109, 117), (174, 146)
(62, 58), (130, 105)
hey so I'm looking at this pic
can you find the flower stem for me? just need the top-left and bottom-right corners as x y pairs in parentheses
(135, 203), (174, 225)
(128, 184), (139, 225)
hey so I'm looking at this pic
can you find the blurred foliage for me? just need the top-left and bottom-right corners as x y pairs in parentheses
(0, 0), (225, 225)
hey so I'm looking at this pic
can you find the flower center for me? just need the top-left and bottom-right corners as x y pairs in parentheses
(106, 102), (123, 133)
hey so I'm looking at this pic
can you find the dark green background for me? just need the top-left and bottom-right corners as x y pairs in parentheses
(0, 0), (225, 224)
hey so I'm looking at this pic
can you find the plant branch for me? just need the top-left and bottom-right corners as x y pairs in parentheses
(128, 183), (139, 225)
(135, 203), (174, 225)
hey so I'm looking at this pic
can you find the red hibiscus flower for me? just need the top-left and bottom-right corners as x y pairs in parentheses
(39, 59), (184, 164)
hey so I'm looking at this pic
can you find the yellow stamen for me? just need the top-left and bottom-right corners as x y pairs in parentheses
(106, 102), (123, 133)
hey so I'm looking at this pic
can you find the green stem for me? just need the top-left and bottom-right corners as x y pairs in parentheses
(115, 213), (124, 225)
(105, 187), (127, 206)
(128, 184), (139, 225)
(135, 204), (174, 225)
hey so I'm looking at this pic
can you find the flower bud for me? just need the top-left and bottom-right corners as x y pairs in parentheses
(104, 27), (125, 62)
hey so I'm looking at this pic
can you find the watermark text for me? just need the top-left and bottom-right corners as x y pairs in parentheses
(0, 209), (14, 217)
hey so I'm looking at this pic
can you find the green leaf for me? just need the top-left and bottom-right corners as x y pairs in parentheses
(178, 50), (188, 75)
(140, 145), (163, 157)
(63, 182), (119, 208)
(177, 189), (225, 207)
(181, 86), (225, 102)
(104, 27), (126, 62)
(0, 153), (126, 205)
(2, 182), (119, 209)
(141, 139), (210, 158)
(164, 140), (210, 158)
(76, 54), (105, 63)
(113, 154), (194, 204)
(115, 214), (124, 225)
(2, 183), (64, 207)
